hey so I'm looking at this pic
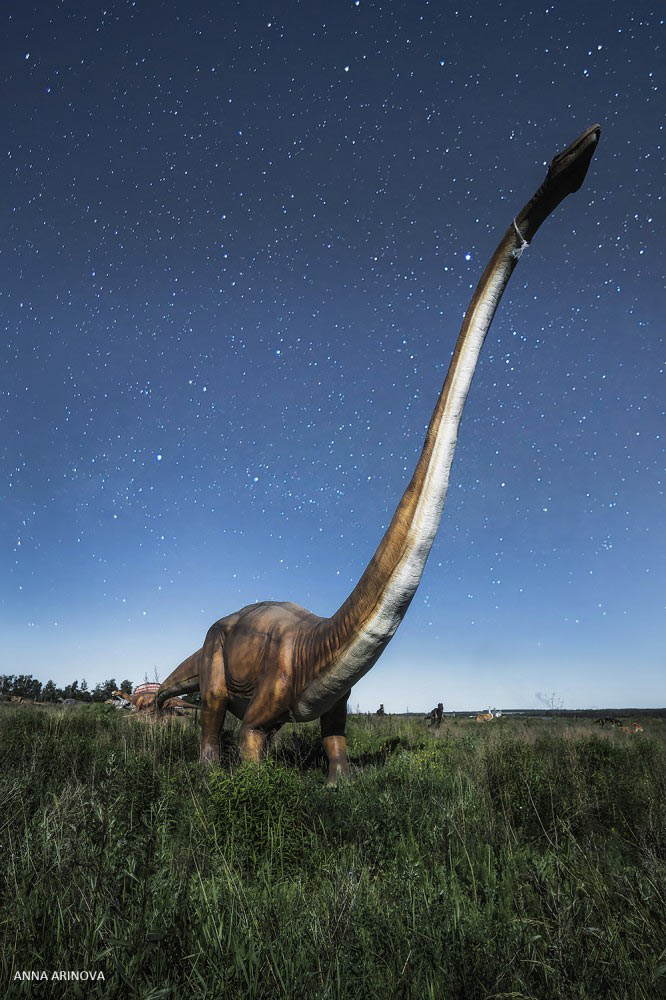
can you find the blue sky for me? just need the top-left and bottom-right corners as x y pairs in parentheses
(2, 1), (663, 710)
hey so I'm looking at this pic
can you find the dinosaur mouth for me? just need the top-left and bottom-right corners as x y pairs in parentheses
(546, 123), (601, 195)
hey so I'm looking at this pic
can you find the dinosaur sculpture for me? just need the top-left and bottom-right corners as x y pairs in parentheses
(106, 693), (131, 709)
(426, 703), (444, 727)
(155, 125), (601, 782)
(595, 716), (623, 728)
(618, 722), (644, 735)
(476, 711), (494, 724)
(112, 688), (195, 715)
(112, 688), (153, 710)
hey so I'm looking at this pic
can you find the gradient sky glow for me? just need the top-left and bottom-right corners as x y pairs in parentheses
(2, 1), (664, 710)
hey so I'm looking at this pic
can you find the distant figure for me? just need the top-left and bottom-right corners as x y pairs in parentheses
(113, 687), (194, 715)
(595, 717), (622, 728)
(131, 682), (162, 711)
(426, 703), (444, 727)
(107, 693), (132, 710)
(376, 704), (385, 717)
(616, 722), (644, 735)
(476, 710), (494, 723)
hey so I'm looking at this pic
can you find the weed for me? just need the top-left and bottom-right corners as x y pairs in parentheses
(1, 705), (664, 998)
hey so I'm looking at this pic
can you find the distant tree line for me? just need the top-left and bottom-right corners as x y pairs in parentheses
(0, 674), (134, 703)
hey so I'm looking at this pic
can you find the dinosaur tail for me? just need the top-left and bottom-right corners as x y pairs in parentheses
(156, 648), (202, 708)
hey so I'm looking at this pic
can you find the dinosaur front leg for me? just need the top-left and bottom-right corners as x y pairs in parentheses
(238, 725), (266, 763)
(321, 691), (351, 785)
(199, 626), (229, 765)
(237, 663), (291, 764)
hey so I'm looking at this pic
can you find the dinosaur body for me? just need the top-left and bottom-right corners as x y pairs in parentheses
(113, 688), (195, 714)
(156, 125), (601, 782)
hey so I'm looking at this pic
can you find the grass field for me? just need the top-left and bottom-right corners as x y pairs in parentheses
(1, 704), (665, 999)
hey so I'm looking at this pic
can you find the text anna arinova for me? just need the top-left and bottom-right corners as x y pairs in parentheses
(14, 971), (106, 982)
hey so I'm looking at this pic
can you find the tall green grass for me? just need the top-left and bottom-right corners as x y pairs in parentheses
(1, 706), (665, 998)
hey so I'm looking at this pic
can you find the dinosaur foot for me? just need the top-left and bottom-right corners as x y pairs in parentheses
(199, 745), (221, 767)
(325, 761), (351, 786)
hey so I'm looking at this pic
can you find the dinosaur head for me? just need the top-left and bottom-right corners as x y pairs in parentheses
(545, 124), (601, 197)
(516, 123), (601, 240)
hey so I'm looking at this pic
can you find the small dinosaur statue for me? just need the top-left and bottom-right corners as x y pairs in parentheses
(155, 125), (601, 782)
(595, 716), (623, 728)
(426, 703), (444, 727)
(113, 688), (195, 714)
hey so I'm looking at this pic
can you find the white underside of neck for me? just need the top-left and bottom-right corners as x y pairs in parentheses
(292, 262), (511, 722)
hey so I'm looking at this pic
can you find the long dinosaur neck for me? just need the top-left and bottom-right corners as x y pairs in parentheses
(156, 647), (202, 707)
(292, 125), (600, 721)
(334, 226), (521, 626)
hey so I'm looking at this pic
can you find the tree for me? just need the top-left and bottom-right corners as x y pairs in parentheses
(92, 679), (117, 702)
(63, 680), (80, 700)
(537, 690), (565, 712)
(27, 678), (42, 701)
(120, 679), (133, 695)
(0, 675), (16, 698)
(14, 675), (34, 698)
(42, 680), (57, 702)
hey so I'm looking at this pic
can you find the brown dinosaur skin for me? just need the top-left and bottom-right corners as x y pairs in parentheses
(112, 689), (151, 710)
(113, 689), (194, 714)
(156, 125), (601, 783)
(112, 690), (134, 705)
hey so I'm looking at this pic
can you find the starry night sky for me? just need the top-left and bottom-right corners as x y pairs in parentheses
(2, 1), (664, 711)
